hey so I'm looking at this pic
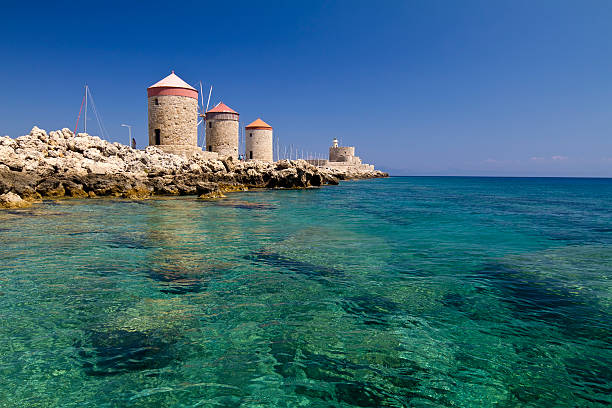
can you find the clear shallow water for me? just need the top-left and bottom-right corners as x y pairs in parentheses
(0, 177), (611, 407)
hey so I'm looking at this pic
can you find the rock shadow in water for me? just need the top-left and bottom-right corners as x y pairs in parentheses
(440, 292), (468, 310)
(215, 201), (277, 211)
(564, 357), (612, 405)
(269, 340), (430, 407)
(145, 264), (231, 294)
(146, 266), (205, 294)
(340, 295), (400, 326)
(77, 329), (175, 376)
(3, 209), (64, 217)
(67, 230), (102, 236)
(107, 233), (155, 250)
(244, 250), (345, 282)
(471, 262), (611, 340)
(468, 262), (612, 403)
(591, 226), (612, 233)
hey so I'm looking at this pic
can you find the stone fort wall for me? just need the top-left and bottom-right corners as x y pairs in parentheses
(245, 128), (273, 162)
(329, 146), (355, 162)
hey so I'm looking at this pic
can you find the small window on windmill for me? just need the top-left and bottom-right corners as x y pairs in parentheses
(249, 133), (252, 137)
(155, 129), (161, 145)
(209, 122), (212, 128)
(249, 151), (253, 159)
(155, 98), (159, 105)
(208, 145), (212, 152)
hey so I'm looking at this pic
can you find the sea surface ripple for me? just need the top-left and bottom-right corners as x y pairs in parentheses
(0, 177), (610, 407)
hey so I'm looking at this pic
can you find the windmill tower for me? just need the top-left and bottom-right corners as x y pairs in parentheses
(205, 102), (239, 159)
(147, 71), (201, 157)
(245, 118), (273, 162)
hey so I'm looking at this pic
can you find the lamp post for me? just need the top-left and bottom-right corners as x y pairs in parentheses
(120, 124), (132, 147)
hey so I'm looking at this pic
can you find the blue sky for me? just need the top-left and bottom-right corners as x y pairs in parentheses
(1, 0), (611, 176)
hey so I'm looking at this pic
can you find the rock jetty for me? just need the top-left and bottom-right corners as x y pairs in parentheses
(0, 127), (387, 208)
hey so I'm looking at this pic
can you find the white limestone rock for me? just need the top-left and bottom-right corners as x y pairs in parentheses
(0, 192), (30, 209)
(0, 145), (25, 171)
(0, 126), (386, 204)
(29, 126), (48, 140)
(83, 148), (103, 161)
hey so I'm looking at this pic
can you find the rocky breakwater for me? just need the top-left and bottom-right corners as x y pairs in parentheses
(0, 127), (387, 208)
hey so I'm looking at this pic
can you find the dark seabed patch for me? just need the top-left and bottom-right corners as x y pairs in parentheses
(146, 266), (205, 294)
(67, 230), (103, 236)
(3, 209), (66, 217)
(564, 357), (612, 405)
(77, 329), (176, 376)
(269, 340), (431, 407)
(215, 201), (277, 211)
(80, 263), (130, 277)
(340, 295), (400, 326)
(469, 262), (612, 341)
(245, 250), (345, 281)
(145, 264), (232, 294)
(440, 292), (470, 311)
(107, 233), (156, 250)
(591, 227), (612, 233)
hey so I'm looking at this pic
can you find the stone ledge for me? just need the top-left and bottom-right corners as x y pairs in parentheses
(155, 145), (217, 159)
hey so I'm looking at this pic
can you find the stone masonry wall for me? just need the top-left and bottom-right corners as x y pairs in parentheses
(324, 162), (375, 172)
(306, 159), (329, 167)
(245, 128), (273, 162)
(148, 95), (198, 148)
(154, 145), (219, 159)
(329, 146), (355, 162)
(206, 118), (238, 159)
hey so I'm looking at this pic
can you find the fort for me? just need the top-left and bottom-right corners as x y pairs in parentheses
(307, 138), (375, 172)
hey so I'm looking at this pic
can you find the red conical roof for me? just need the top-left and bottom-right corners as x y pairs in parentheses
(206, 102), (238, 114)
(245, 118), (272, 129)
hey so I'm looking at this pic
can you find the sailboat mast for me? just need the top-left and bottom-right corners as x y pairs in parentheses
(74, 91), (85, 135)
(84, 84), (88, 134)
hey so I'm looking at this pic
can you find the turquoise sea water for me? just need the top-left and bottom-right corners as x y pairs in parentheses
(0, 177), (611, 407)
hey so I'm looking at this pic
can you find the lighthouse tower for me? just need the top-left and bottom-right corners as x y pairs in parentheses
(147, 71), (200, 157)
(329, 138), (356, 162)
(205, 102), (239, 159)
(245, 118), (273, 162)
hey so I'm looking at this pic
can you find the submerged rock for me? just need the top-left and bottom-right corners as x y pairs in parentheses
(0, 127), (388, 205)
(80, 329), (175, 376)
(77, 297), (197, 376)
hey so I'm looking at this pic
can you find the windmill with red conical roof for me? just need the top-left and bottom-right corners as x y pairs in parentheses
(205, 101), (240, 159)
(245, 118), (273, 162)
(147, 71), (201, 157)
